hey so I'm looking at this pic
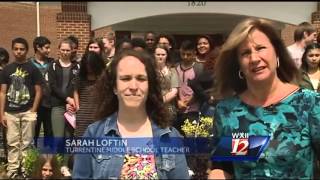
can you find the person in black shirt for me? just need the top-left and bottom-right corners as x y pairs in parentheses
(0, 37), (43, 178)
(29, 36), (54, 148)
(48, 38), (79, 177)
(0, 47), (9, 165)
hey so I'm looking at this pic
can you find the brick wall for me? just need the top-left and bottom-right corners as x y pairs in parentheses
(0, 2), (37, 61)
(0, 2), (91, 60)
(312, 5), (320, 39)
(56, 18), (91, 55)
(0, 2), (61, 61)
(40, 3), (61, 59)
(92, 26), (113, 38)
(281, 24), (296, 46)
(56, 2), (91, 56)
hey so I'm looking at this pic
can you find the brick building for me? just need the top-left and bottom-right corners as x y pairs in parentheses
(0, 2), (90, 61)
(0, 2), (60, 60)
(1, 2), (320, 60)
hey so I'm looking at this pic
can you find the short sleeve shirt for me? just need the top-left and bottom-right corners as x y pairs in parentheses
(176, 64), (200, 113)
(0, 61), (43, 112)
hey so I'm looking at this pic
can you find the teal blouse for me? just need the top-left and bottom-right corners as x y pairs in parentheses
(213, 88), (320, 179)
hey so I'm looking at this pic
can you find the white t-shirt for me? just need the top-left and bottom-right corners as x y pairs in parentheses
(287, 44), (305, 68)
(310, 77), (319, 91)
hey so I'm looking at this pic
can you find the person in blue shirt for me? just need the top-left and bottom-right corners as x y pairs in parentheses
(208, 18), (320, 179)
(72, 50), (189, 179)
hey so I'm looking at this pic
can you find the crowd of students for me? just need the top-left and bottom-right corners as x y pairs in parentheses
(0, 17), (319, 179)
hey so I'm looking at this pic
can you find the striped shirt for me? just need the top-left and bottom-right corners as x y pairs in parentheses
(74, 79), (97, 136)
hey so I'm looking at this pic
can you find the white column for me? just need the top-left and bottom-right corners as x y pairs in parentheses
(36, 2), (40, 36)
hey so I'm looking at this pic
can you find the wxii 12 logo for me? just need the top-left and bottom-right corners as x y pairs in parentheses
(211, 132), (270, 161)
(231, 132), (249, 155)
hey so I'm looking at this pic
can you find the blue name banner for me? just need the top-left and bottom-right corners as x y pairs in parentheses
(35, 137), (213, 155)
(35, 135), (269, 161)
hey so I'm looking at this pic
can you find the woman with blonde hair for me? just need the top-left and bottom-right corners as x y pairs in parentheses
(209, 18), (320, 179)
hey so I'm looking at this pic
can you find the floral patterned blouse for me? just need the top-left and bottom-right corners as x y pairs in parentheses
(213, 88), (320, 179)
(120, 153), (158, 179)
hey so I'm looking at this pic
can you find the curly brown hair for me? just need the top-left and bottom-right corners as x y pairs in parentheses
(94, 50), (170, 128)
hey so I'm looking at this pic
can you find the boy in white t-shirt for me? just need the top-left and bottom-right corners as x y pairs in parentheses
(287, 22), (317, 68)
